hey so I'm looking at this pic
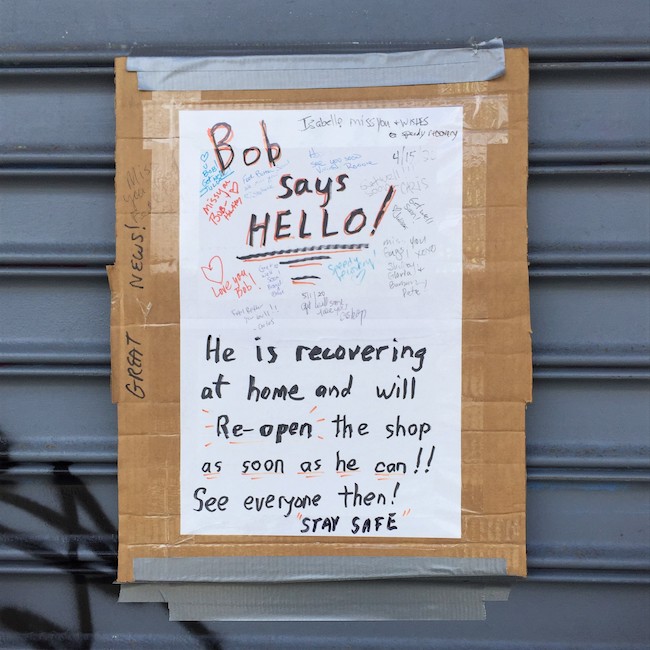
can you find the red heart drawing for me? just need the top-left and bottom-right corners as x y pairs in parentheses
(201, 256), (224, 284)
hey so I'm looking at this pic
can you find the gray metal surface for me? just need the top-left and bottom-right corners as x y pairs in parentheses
(1, 0), (649, 647)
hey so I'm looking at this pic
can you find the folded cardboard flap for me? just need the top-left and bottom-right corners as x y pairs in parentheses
(113, 48), (530, 598)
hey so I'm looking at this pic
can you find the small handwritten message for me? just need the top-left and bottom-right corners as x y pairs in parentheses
(124, 331), (145, 399)
(122, 164), (150, 290)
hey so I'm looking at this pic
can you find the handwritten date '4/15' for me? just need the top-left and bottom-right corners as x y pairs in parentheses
(392, 146), (433, 168)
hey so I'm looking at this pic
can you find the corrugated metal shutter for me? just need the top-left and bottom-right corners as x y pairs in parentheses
(1, 1), (648, 647)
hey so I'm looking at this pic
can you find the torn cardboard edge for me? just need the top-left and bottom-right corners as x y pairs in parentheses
(119, 579), (513, 621)
(112, 48), (531, 587)
(133, 556), (507, 582)
(126, 38), (504, 91)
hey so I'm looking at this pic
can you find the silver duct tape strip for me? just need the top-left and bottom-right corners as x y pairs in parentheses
(126, 39), (504, 91)
(120, 584), (165, 603)
(133, 556), (506, 582)
(120, 580), (512, 621)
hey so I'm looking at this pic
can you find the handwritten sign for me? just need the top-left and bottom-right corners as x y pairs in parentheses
(178, 107), (463, 537)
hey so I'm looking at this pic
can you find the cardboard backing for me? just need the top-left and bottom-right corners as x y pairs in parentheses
(111, 50), (531, 583)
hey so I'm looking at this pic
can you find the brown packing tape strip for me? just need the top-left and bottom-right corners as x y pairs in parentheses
(113, 51), (530, 583)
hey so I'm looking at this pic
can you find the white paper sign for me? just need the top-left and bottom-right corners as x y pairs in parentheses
(179, 107), (463, 538)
